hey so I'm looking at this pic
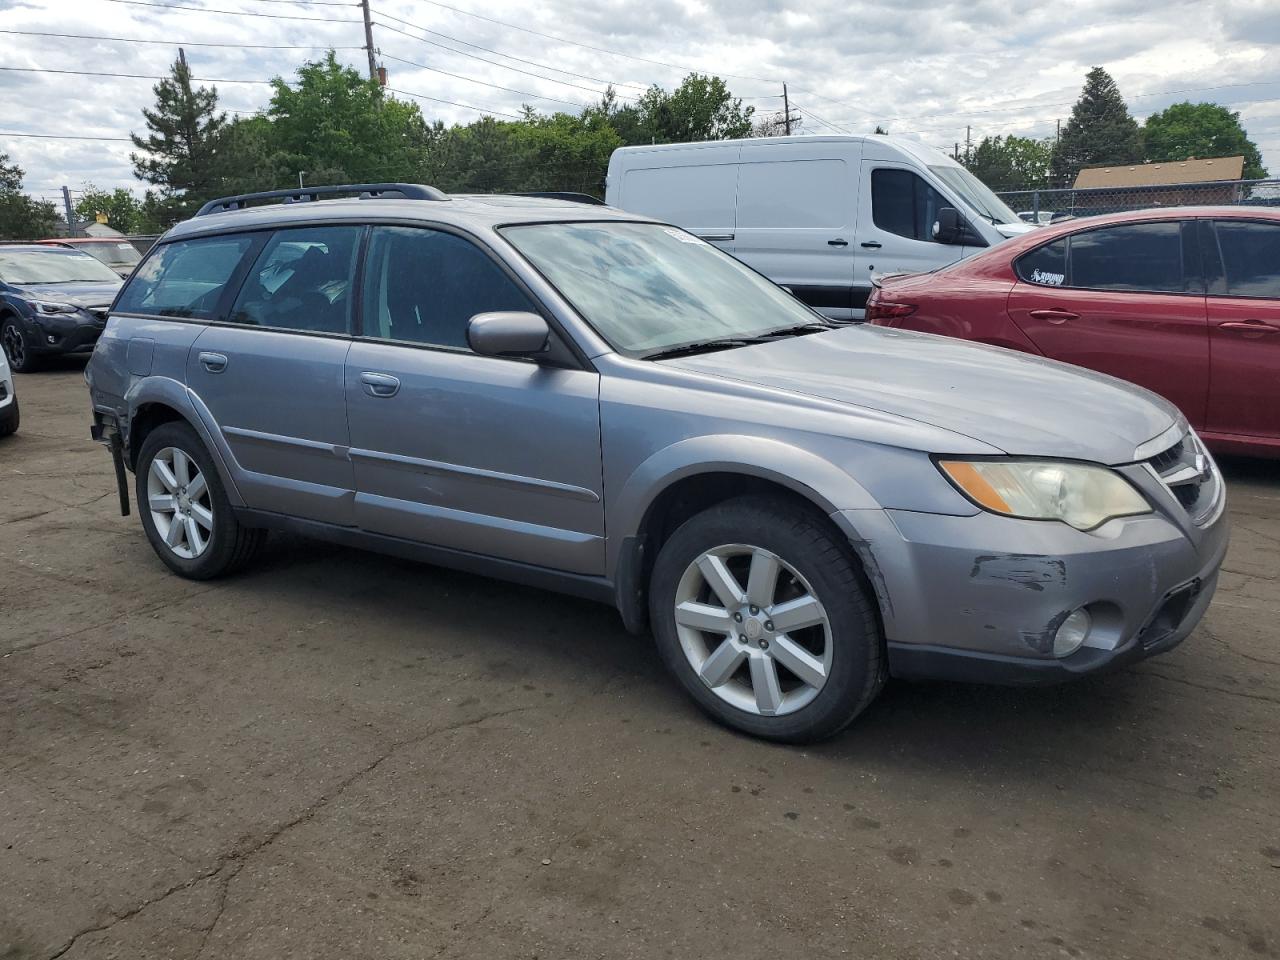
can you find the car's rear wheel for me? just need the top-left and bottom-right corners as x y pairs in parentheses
(649, 496), (885, 742)
(1, 318), (38, 373)
(136, 421), (264, 579)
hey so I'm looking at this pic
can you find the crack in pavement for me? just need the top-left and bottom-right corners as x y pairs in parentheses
(1200, 624), (1280, 668)
(43, 704), (539, 960)
(1141, 668), (1280, 705)
(0, 490), (116, 526)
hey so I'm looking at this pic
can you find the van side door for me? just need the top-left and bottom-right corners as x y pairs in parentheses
(733, 142), (862, 320)
(613, 147), (740, 252)
(344, 226), (605, 574)
(855, 163), (968, 301)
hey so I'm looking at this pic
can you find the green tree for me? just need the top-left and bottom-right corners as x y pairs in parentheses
(964, 135), (1054, 190)
(263, 52), (430, 186)
(634, 74), (754, 143)
(131, 53), (228, 219)
(1049, 67), (1142, 186)
(74, 184), (144, 233)
(1142, 101), (1268, 179)
(0, 153), (57, 240)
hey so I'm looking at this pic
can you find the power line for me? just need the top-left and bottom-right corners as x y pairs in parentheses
(381, 87), (522, 119)
(0, 27), (365, 51)
(0, 131), (134, 142)
(99, 0), (361, 22)
(378, 52), (586, 109)
(0, 65), (270, 84)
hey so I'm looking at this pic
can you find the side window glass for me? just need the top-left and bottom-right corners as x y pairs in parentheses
(115, 235), (256, 319)
(871, 168), (950, 242)
(362, 227), (537, 350)
(1068, 222), (1184, 293)
(1213, 221), (1280, 298)
(228, 226), (361, 334)
(1016, 239), (1067, 286)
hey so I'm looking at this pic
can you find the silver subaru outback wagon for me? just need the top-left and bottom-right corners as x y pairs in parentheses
(86, 183), (1229, 742)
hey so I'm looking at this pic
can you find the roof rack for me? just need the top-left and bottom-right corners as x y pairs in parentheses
(514, 191), (607, 205)
(195, 182), (448, 218)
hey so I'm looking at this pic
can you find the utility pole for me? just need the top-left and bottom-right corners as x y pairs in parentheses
(360, 0), (378, 83)
(954, 142), (960, 161)
(1055, 117), (1061, 143)
(178, 47), (187, 70)
(61, 186), (77, 238)
(783, 83), (792, 136)
(965, 125), (972, 164)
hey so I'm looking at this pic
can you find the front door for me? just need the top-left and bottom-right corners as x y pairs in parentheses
(854, 163), (968, 311)
(345, 226), (605, 574)
(1204, 218), (1280, 443)
(1007, 220), (1210, 429)
(186, 225), (363, 525)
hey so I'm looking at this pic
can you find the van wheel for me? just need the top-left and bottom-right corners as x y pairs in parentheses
(649, 496), (885, 743)
(136, 421), (264, 579)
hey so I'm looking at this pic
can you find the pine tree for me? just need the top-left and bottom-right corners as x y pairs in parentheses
(1049, 67), (1142, 186)
(130, 51), (227, 218)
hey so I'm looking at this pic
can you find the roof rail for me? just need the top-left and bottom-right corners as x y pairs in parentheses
(514, 191), (607, 205)
(195, 182), (448, 217)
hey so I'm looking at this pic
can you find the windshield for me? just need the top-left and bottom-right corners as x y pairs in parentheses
(501, 221), (822, 356)
(0, 249), (123, 284)
(928, 165), (1020, 225)
(80, 241), (141, 268)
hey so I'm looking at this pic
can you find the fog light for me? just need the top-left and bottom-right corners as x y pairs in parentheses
(1053, 608), (1091, 658)
(46, 334), (57, 344)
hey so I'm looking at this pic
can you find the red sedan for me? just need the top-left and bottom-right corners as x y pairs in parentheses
(866, 206), (1280, 457)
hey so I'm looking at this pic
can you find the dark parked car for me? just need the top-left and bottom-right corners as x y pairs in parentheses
(867, 206), (1280, 458)
(0, 245), (123, 371)
(36, 237), (143, 278)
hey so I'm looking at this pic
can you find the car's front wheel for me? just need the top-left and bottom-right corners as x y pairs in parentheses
(649, 496), (885, 742)
(1, 318), (37, 373)
(136, 421), (264, 579)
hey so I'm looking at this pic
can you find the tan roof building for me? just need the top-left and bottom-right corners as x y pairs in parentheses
(1073, 156), (1245, 189)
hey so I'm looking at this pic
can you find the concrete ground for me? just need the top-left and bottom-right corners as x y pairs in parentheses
(1, 362), (1277, 960)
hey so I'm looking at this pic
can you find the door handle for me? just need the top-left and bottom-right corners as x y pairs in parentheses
(1029, 309), (1079, 324)
(859, 240), (881, 249)
(359, 371), (401, 398)
(198, 351), (228, 373)
(827, 238), (849, 247)
(1218, 320), (1280, 336)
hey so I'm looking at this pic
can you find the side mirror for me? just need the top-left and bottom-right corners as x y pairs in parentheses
(466, 311), (550, 358)
(932, 207), (961, 244)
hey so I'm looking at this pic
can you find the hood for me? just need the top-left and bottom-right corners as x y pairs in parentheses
(15, 281), (122, 308)
(994, 221), (1039, 238)
(665, 326), (1179, 464)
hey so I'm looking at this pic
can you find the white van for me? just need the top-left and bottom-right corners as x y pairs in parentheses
(605, 135), (1035, 319)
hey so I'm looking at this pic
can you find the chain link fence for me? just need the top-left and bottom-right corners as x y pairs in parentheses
(996, 178), (1280, 222)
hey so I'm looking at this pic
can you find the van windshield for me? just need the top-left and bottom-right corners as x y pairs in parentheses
(929, 165), (1020, 225)
(502, 221), (827, 358)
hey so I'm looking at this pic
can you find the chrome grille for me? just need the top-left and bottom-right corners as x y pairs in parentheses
(1144, 432), (1218, 525)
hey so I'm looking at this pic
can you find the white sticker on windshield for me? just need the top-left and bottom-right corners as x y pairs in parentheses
(1031, 268), (1065, 286)
(664, 228), (705, 245)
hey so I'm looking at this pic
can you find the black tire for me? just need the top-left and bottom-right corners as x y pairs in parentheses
(649, 495), (885, 743)
(1, 317), (39, 373)
(0, 396), (17, 437)
(135, 421), (265, 579)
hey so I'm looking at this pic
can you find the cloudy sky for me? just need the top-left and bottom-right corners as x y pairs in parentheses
(1, 0), (1278, 204)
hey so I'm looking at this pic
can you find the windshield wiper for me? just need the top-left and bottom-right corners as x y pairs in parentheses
(641, 338), (754, 360)
(753, 321), (836, 339)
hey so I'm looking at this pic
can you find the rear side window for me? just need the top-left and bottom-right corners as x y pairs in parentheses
(361, 227), (536, 350)
(227, 226), (362, 334)
(1212, 220), (1280, 298)
(1016, 238), (1067, 286)
(1068, 222), (1185, 293)
(871, 168), (949, 242)
(115, 235), (255, 319)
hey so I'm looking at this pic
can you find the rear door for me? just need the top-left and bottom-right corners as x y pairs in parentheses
(186, 225), (363, 526)
(855, 164), (968, 311)
(1006, 220), (1210, 429)
(1202, 218), (1280, 442)
(733, 143), (860, 319)
(345, 225), (605, 574)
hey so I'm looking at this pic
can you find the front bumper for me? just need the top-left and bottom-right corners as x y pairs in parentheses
(25, 311), (106, 355)
(835, 481), (1229, 685)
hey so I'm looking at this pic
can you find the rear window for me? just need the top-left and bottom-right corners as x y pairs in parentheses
(116, 235), (256, 319)
(1213, 220), (1280, 298)
(1015, 238), (1067, 286)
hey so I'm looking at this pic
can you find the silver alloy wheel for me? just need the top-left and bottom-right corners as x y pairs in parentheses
(147, 446), (213, 560)
(673, 544), (832, 717)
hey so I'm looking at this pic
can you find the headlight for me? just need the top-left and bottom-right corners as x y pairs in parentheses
(31, 300), (77, 315)
(938, 459), (1151, 531)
